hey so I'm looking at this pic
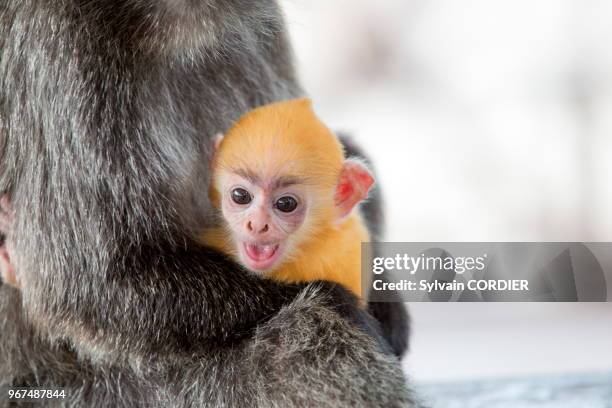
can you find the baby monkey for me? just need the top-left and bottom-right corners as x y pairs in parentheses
(203, 98), (374, 298)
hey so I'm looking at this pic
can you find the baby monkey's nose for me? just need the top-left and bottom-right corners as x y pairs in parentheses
(247, 220), (269, 234)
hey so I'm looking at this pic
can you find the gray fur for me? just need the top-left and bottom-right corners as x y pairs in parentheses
(1, 284), (416, 407)
(0, 1), (417, 406)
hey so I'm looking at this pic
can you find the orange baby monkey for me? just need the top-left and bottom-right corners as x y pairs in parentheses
(202, 98), (374, 298)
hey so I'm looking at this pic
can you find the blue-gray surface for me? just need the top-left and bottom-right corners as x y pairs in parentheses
(417, 372), (612, 408)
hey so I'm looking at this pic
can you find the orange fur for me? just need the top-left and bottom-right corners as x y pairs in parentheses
(202, 98), (370, 298)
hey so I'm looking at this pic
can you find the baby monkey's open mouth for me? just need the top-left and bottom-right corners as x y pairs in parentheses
(242, 242), (281, 271)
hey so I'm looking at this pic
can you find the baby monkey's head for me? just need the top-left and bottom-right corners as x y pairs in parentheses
(211, 98), (374, 273)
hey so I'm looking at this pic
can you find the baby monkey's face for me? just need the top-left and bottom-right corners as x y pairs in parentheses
(219, 171), (310, 272)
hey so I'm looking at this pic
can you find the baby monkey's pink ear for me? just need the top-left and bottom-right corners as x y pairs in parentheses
(334, 159), (375, 219)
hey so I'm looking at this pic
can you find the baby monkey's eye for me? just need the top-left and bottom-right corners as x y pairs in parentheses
(275, 196), (298, 213)
(231, 188), (252, 205)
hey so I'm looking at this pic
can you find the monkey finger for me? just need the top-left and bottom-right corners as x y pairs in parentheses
(0, 245), (19, 288)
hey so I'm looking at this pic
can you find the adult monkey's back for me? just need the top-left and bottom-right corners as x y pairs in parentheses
(0, 1), (415, 406)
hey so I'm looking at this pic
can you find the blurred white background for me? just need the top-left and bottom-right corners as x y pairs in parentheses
(282, 0), (612, 383)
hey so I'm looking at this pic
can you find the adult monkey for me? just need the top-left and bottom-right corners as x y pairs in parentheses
(0, 1), (413, 406)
